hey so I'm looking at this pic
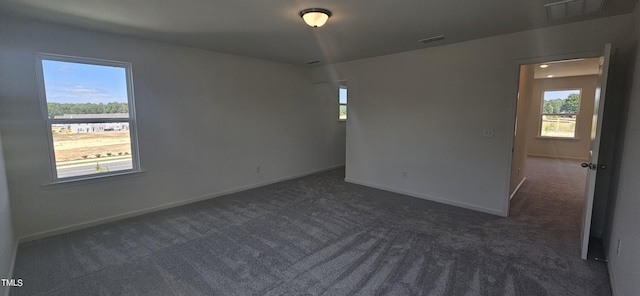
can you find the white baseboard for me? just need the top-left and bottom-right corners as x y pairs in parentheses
(19, 164), (345, 243)
(527, 153), (588, 161)
(344, 178), (505, 217)
(510, 177), (526, 200)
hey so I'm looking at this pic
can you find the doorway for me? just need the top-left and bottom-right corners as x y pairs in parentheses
(509, 56), (608, 260)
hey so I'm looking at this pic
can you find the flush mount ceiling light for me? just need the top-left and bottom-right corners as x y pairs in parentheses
(547, 74), (555, 78)
(300, 8), (332, 27)
(539, 64), (549, 68)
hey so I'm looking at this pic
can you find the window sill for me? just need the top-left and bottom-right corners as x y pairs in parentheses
(41, 170), (147, 190)
(535, 136), (580, 141)
(338, 119), (347, 122)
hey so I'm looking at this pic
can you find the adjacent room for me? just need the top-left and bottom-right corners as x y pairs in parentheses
(510, 57), (613, 259)
(1, 0), (639, 295)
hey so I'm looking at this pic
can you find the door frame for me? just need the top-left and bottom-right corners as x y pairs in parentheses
(506, 49), (606, 217)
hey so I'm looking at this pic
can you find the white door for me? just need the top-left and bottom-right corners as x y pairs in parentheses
(580, 44), (612, 260)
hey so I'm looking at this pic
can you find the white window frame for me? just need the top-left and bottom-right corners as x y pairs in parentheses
(339, 84), (347, 121)
(538, 88), (582, 139)
(36, 53), (141, 182)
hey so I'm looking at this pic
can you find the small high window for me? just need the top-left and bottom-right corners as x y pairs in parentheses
(339, 86), (347, 120)
(540, 89), (581, 138)
(37, 54), (140, 181)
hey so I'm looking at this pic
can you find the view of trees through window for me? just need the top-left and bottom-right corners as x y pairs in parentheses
(40, 57), (137, 179)
(339, 86), (347, 120)
(47, 102), (128, 119)
(540, 89), (581, 138)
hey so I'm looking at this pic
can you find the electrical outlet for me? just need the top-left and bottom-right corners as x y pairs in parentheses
(256, 166), (261, 174)
(402, 171), (408, 179)
(617, 239), (621, 256)
(482, 128), (495, 138)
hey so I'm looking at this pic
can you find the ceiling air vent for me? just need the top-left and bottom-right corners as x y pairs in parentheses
(418, 35), (445, 44)
(545, 0), (606, 20)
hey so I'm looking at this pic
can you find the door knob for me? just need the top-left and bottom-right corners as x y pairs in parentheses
(581, 163), (597, 170)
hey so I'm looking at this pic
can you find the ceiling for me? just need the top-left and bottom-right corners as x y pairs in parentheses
(0, 0), (637, 65)
(533, 57), (602, 79)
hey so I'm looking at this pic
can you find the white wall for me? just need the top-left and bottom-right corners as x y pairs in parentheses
(0, 17), (345, 239)
(312, 13), (636, 216)
(605, 4), (640, 295)
(312, 82), (347, 163)
(0, 129), (16, 296)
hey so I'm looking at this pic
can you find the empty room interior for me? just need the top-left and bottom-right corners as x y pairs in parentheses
(1, 0), (639, 295)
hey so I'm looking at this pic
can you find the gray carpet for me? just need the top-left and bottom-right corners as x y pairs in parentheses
(10, 158), (610, 295)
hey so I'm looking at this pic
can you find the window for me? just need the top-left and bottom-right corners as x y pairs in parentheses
(540, 89), (581, 138)
(339, 85), (347, 120)
(37, 54), (140, 181)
